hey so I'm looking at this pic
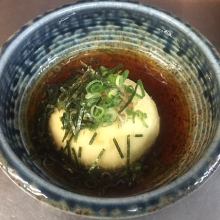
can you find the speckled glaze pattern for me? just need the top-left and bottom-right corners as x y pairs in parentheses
(0, 1), (220, 218)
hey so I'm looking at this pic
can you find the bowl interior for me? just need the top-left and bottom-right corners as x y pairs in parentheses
(0, 1), (219, 216)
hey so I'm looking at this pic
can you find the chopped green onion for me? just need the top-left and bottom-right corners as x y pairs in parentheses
(125, 85), (135, 94)
(122, 70), (129, 80)
(91, 105), (105, 119)
(105, 109), (117, 123)
(99, 110), (117, 127)
(116, 75), (123, 86)
(89, 132), (97, 145)
(136, 80), (145, 98)
(52, 63), (146, 142)
(108, 89), (118, 98)
(86, 97), (100, 107)
(85, 92), (101, 99)
(86, 80), (104, 93)
(113, 138), (124, 158)
(99, 66), (109, 76)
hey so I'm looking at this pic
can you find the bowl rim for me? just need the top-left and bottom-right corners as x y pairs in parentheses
(0, 1), (220, 218)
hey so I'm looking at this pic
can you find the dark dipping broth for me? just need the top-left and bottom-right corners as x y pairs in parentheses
(27, 49), (190, 197)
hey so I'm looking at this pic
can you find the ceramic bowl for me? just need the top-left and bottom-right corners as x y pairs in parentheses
(0, 0), (220, 218)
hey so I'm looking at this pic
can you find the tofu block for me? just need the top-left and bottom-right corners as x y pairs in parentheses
(49, 79), (160, 170)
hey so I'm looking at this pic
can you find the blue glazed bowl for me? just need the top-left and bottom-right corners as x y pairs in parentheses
(0, 1), (220, 218)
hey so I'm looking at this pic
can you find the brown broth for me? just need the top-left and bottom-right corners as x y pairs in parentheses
(27, 49), (190, 197)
